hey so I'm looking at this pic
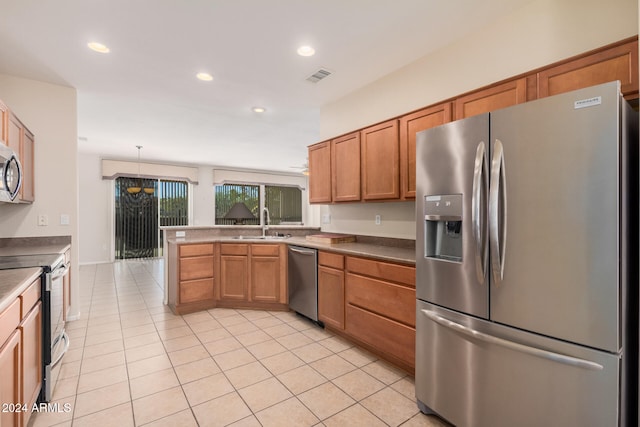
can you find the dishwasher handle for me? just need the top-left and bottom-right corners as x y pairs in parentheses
(289, 247), (317, 256)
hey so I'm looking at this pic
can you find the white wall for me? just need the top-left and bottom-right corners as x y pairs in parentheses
(77, 153), (318, 264)
(78, 152), (112, 263)
(0, 74), (80, 318)
(319, 0), (638, 239)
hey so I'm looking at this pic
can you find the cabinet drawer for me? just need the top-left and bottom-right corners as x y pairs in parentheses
(346, 256), (415, 287)
(346, 273), (415, 327)
(180, 243), (214, 257)
(220, 243), (249, 256)
(319, 251), (344, 269)
(251, 244), (279, 256)
(179, 256), (214, 281)
(346, 304), (415, 368)
(0, 298), (20, 345)
(180, 278), (214, 303)
(20, 278), (41, 318)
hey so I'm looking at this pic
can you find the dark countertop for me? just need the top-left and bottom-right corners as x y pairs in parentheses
(167, 235), (416, 265)
(0, 267), (42, 313)
(0, 244), (71, 257)
(0, 236), (71, 257)
(0, 237), (71, 312)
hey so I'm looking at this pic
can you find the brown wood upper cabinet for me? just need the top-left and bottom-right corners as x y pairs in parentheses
(361, 119), (400, 201)
(331, 132), (361, 202)
(455, 78), (528, 120)
(7, 109), (35, 203)
(399, 103), (453, 199)
(538, 39), (638, 100)
(307, 37), (638, 205)
(308, 141), (332, 204)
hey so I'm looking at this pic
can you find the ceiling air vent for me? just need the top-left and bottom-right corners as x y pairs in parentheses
(306, 68), (332, 83)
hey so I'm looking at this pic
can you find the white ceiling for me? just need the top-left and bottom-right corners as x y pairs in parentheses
(0, 0), (533, 173)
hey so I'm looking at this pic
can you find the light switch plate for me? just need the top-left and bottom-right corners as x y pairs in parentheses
(176, 231), (186, 237)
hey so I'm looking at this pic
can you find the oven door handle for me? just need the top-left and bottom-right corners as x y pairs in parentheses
(51, 332), (70, 369)
(51, 262), (70, 280)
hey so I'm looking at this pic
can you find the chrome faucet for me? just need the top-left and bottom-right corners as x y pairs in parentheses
(262, 207), (270, 237)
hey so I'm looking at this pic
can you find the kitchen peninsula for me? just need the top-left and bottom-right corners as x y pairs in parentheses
(164, 226), (417, 372)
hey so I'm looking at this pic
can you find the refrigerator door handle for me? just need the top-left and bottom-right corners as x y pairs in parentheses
(472, 141), (487, 284)
(489, 139), (507, 285)
(420, 310), (603, 371)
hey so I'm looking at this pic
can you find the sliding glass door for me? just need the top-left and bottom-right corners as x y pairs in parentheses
(115, 178), (188, 259)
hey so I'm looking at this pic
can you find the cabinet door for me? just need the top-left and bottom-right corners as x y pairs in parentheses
(0, 330), (21, 427)
(538, 39), (638, 99)
(361, 120), (400, 200)
(6, 110), (35, 203)
(0, 100), (7, 146)
(331, 132), (361, 202)
(318, 265), (345, 330)
(455, 78), (528, 120)
(219, 255), (248, 301)
(308, 141), (332, 204)
(7, 111), (21, 157)
(19, 128), (34, 203)
(399, 103), (452, 199)
(20, 301), (42, 425)
(250, 256), (280, 302)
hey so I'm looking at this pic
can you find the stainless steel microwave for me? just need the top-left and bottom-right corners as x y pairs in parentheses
(0, 145), (22, 202)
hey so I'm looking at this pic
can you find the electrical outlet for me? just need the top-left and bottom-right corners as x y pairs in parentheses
(60, 214), (70, 225)
(37, 214), (48, 226)
(322, 214), (331, 224)
(176, 231), (186, 237)
(375, 214), (381, 225)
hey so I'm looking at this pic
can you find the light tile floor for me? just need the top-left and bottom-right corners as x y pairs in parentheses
(29, 259), (450, 427)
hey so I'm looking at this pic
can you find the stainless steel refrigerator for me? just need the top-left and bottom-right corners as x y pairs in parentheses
(415, 81), (638, 427)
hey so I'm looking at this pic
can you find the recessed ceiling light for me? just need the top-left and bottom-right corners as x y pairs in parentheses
(196, 72), (213, 81)
(297, 46), (315, 57)
(87, 42), (110, 53)
(252, 107), (266, 113)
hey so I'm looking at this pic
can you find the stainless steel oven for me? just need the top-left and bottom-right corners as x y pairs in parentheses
(0, 253), (70, 402)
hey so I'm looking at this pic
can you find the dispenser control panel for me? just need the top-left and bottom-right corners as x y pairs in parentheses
(424, 194), (463, 263)
(424, 194), (463, 220)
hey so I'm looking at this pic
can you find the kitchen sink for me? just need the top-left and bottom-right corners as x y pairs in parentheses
(231, 235), (289, 240)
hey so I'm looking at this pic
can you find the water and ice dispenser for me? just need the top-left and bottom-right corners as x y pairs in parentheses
(423, 194), (463, 262)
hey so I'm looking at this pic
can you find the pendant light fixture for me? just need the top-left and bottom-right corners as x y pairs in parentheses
(127, 145), (154, 195)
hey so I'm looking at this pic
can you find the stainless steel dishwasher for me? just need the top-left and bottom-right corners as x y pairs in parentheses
(287, 245), (319, 322)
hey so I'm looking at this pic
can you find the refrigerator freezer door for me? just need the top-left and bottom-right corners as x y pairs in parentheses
(490, 81), (623, 352)
(416, 114), (490, 318)
(415, 300), (621, 427)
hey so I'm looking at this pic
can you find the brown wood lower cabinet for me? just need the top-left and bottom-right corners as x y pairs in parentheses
(319, 252), (416, 372)
(168, 243), (216, 314)
(218, 243), (287, 310)
(0, 329), (21, 427)
(20, 301), (41, 426)
(318, 252), (345, 330)
(0, 277), (42, 427)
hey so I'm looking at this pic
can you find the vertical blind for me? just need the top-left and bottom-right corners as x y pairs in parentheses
(265, 185), (302, 224)
(214, 183), (302, 225)
(215, 184), (260, 225)
(115, 178), (188, 259)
